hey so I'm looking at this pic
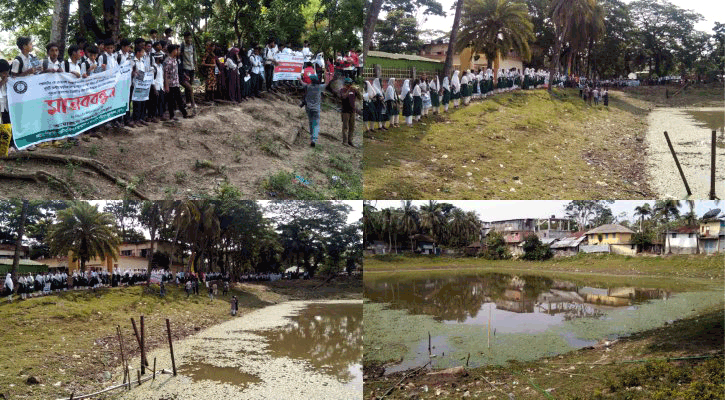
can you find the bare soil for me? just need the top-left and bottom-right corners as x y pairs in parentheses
(0, 93), (361, 200)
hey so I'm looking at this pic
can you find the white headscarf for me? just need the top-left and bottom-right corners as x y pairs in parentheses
(365, 81), (375, 100)
(401, 79), (411, 98)
(385, 78), (397, 101)
(429, 77), (437, 91)
(412, 81), (421, 97)
(451, 71), (460, 92)
(461, 74), (469, 85)
(5, 273), (13, 291)
(442, 76), (450, 90)
(372, 78), (383, 96)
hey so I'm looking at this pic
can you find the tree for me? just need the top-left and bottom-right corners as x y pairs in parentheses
(484, 230), (511, 259)
(444, 0), (465, 78)
(457, 0), (535, 77)
(49, 0), (71, 56)
(633, 203), (651, 232)
(47, 202), (120, 272)
(564, 200), (614, 229)
(398, 201), (419, 251)
(374, 10), (423, 54)
(653, 199), (681, 223)
(521, 234), (553, 260)
(363, 0), (384, 61)
(11, 200), (28, 284)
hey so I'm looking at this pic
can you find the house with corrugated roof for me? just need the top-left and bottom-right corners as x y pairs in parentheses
(664, 226), (699, 254)
(582, 224), (637, 255)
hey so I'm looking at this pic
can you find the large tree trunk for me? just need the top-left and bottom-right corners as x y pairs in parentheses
(363, 0), (384, 69)
(50, 0), (71, 56)
(78, 0), (91, 38)
(443, 0), (464, 79)
(11, 200), (29, 285)
(548, 33), (562, 93)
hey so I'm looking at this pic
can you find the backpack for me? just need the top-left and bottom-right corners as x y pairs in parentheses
(61, 60), (71, 73)
(14, 55), (23, 73)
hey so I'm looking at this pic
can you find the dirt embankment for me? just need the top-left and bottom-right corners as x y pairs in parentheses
(0, 93), (362, 200)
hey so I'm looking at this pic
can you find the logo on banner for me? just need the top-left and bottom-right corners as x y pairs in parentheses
(13, 81), (28, 94)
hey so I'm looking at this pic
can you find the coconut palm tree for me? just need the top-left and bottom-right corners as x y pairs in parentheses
(633, 203), (652, 232)
(654, 200), (681, 223)
(398, 201), (420, 251)
(47, 201), (120, 272)
(419, 200), (445, 241)
(457, 0), (535, 77)
(171, 200), (221, 273)
(381, 208), (395, 254)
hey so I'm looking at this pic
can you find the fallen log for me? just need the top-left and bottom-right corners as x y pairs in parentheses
(0, 169), (75, 199)
(2, 153), (149, 200)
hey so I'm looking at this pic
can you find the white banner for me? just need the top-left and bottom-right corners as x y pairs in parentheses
(132, 72), (153, 102)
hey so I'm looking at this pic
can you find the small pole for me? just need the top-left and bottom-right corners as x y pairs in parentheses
(466, 353), (470, 367)
(140, 315), (146, 374)
(153, 357), (157, 381)
(428, 332), (431, 356)
(710, 130), (717, 200)
(487, 304), (492, 349)
(664, 131), (692, 196)
(116, 325), (128, 383)
(166, 318), (177, 376)
(131, 318), (149, 367)
(137, 370), (141, 386)
(69, 392), (74, 400)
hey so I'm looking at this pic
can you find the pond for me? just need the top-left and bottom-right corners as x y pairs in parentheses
(364, 272), (723, 374)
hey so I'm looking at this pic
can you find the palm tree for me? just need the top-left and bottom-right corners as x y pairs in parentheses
(633, 203), (651, 232)
(444, 0), (466, 78)
(381, 208), (395, 254)
(654, 200), (681, 223)
(171, 200), (221, 273)
(47, 202), (120, 272)
(419, 201), (444, 242)
(11, 200), (29, 284)
(398, 201), (419, 251)
(548, 0), (603, 92)
(457, 0), (535, 78)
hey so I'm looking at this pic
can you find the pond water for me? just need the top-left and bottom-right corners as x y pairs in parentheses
(364, 272), (723, 373)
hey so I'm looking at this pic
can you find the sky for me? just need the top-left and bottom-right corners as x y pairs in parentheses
(414, 0), (723, 39)
(368, 200), (722, 223)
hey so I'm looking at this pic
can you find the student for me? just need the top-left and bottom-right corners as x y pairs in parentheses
(225, 48), (241, 102)
(429, 76), (440, 115)
(149, 29), (158, 44)
(441, 76), (450, 112)
(250, 47), (263, 98)
(362, 83), (373, 133)
(0, 59), (10, 155)
(384, 77), (400, 128)
(460, 72), (469, 106)
(412, 79), (422, 122)
(63, 45), (83, 78)
(117, 39), (133, 66)
(603, 87), (609, 107)
(301, 74), (325, 147)
(129, 45), (148, 128)
(180, 32), (196, 106)
(4, 273), (13, 302)
(163, 28), (173, 44)
(200, 42), (216, 101)
(451, 71), (460, 108)
(401, 79), (413, 126)
(230, 295), (238, 316)
(263, 39), (277, 92)
(10, 37), (42, 78)
(339, 77), (359, 147)
(100, 38), (118, 70)
(164, 45), (191, 120)
(43, 42), (62, 73)
(420, 74), (429, 116)
(82, 45), (101, 76)
(302, 40), (312, 63)
(372, 78), (387, 130)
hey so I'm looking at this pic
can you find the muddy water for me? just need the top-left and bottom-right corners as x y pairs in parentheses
(646, 107), (724, 198)
(114, 300), (362, 400)
(364, 273), (723, 373)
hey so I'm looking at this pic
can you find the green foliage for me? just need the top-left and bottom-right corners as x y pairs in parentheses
(521, 234), (553, 260)
(484, 231), (511, 260)
(374, 10), (423, 54)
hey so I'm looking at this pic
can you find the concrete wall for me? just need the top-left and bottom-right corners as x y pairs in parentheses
(611, 244), (637, 256)
(587, 232), (632, 245)
(665, 234), (698, 254)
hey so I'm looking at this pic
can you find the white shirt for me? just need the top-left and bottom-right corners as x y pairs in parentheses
(133, 57), (146, 81)
(153, 63), (164, 91)
(44, 58), (62, 72)
(0, 80), (7, 113)
(302, 47), (312, 62)
(101, 51), (118, 70)
(251, 55), (263, 75)
(65, 58), (81, 76)
(10, 53), (35, 75)
(264, 46), (278, 64)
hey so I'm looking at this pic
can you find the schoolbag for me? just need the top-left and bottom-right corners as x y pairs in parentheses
(14, 55), (23, 73)
(61, 60), (71, 73)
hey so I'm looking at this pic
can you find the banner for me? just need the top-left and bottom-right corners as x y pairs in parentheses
(273, 54), (304, 81)
(132, 71), (153, 102)
(7, 64), (132, 150)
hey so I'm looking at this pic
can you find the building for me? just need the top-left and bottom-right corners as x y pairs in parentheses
(364, 50), (443, 80)
(410, 234), (439, 255)
(364, 240), (390, 256)
(550, 231), (587, 257)
(419, 40), (524, 74)
(584, 224), (636, 255)
(45, 240), (186, 274)
(0, 244), (29, 260)
(119, 241), (183, 264)
(489, 218), (574, 256)
(664, 227), (699, 254)
(699, 218), (725, 254)
(0, 258), (48, 275)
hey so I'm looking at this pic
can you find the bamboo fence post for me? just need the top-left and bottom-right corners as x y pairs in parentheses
(166, 319), (177, 376)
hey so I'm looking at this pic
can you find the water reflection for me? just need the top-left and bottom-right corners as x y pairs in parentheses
(254, 303), (363, 389)
(364, 273), (670, 326)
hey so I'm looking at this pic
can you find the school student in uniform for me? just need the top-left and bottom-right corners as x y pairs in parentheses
(164, 45), (192, 120)
(150, 54), (167, 122)
(42, 42), (62, 73)
(129, 46), (149, 128)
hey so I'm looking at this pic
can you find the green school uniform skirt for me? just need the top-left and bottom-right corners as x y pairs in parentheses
(402, 94), (413, 117)
(430, 91), (440, 107)
(386, 99), (399, 118)
(461, 83), (469, 98)
(363, 100), (374, 122)
(374, 97), (388, 122)
(413, 96), (422, 116)
(442, 88), (450, 105)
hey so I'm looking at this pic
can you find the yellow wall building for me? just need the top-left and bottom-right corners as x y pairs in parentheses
(585, 224), (635, 245)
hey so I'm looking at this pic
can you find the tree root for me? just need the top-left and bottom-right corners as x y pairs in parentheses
(2, 153), (149, 200)
(0, 169), (75, 199)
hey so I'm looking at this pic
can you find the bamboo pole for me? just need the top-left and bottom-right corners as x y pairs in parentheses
(664, 131), (692, 196)
(487, 304), (491, 349)
(428, 332), (431, 356)
(140, 315), (146, 375)
(136, 370), (141, 386)
(166, 318), (177, 376)
(710, 130), (717, 200)
(53, 370), (174, 400)
(115, 326), (127, 384)
(153, 357), (157, 381)
(130, 318), (149, 368)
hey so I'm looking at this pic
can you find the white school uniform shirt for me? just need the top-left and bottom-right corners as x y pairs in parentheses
(251, 55), (263, 75)
(264, 46), (278, 64)
(302, 47), (312, 62)
(65, 58), (81, 76)
(10, 53), (34, 75)
(225, 57), (237, 70)
(133, 57), (146, 78)
(282, 47), (292, 55)
(153, 63), (164, 91)
(0, 80), (8, 113)
(44, 58), (62, 72)
(102, 51), (119, 70)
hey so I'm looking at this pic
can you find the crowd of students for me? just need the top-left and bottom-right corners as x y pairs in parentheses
(0, 29), (364, 151)
(363, 67), (551, 130)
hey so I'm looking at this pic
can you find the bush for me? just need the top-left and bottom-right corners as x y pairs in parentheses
(521, 235), (553, 261)
(483, 231), (511, 260)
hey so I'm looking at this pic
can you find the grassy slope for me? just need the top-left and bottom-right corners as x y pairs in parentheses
(363, 254), (724, 291)
(363, 89), (652, 199)
(364, 308), (724, 400)
(0, 277), (361, 399)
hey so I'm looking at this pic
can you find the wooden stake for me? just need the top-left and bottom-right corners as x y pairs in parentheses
(153, 357), (157, 381)
(166, 318), (177, 376)
(466, 353), (470, 367)
(140, 315), (146, 375)
(116, 325), (128, 383)
(137, 370), (141, 386)
(710, 130), (717, 200)
(487, 304), (492, 349)
(130, 318), (149, 367)
(664, 131), (692, 196)
(428, 332), (431, 356)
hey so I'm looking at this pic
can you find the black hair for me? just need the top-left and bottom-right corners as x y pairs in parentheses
(103, 38), (115, 47)
(0, 59), (10, 73)
(75, 36), (87, 45)
(134, 45), (145, 55)
(67, 44), (80, 57)
(46, 42), (59, 52)
(159, 40), (167, 48)
(153, 41), (162, 48)
(16, 36), (31, 50)
(149, 29), (158, 35)
(167, 44), (180, 53)
(134, 38), (145, 46)
(183, 31), (191, 37)
(303, 40), (309, 45)
(120, 39), (131, 47)
(86, 45), (99, 55)
(267, 39), (275, 45)
(145, 41), (152, 46)
(164, 28), (172, 35)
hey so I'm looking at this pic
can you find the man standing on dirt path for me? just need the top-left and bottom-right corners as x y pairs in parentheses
(339, 77), (360, 147)
(301, 74), (325, 147)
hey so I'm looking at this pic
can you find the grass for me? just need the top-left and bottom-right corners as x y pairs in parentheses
(364, 307), (724, 400)
(363, 88), (652, 199)
(618, 84), (724, 108)
(363, 253), (724, 291)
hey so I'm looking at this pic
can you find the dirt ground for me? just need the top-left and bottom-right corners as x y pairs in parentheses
(0, 93), (362, 200)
